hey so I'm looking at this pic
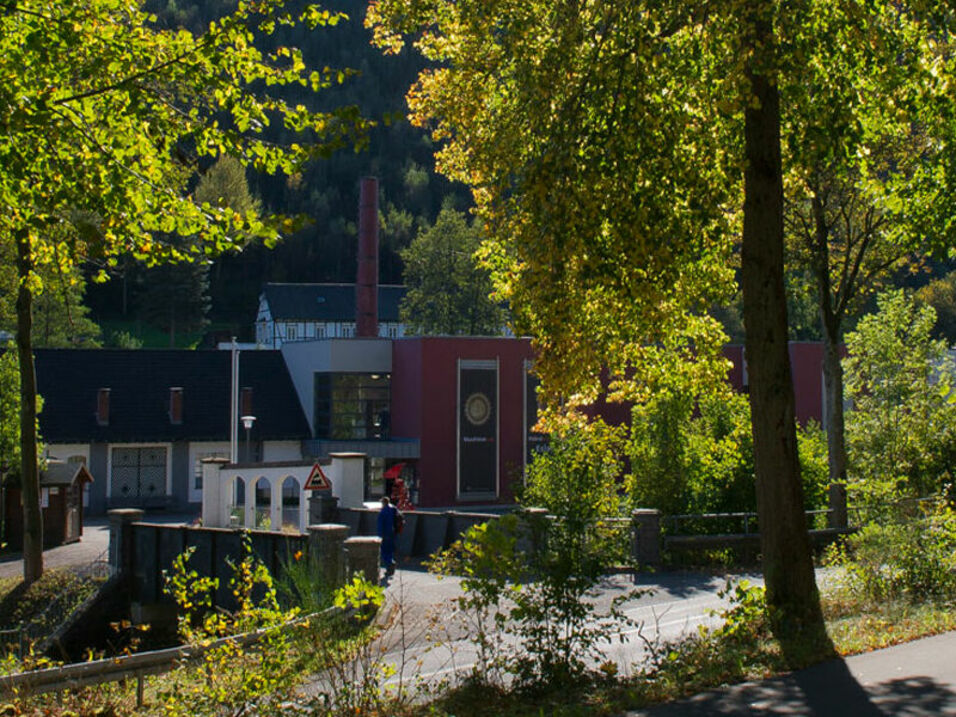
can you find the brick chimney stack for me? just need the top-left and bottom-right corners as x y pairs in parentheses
(356, 176), (379, 338)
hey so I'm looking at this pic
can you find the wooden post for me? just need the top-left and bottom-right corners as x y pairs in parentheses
(827, 483), (848, 529)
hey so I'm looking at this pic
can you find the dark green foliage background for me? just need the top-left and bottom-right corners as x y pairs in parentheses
(85, 0), (470, 339)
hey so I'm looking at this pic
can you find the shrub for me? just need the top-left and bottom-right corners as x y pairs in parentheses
(434, 423), (641, 691)
(160, 533), (297, 715)
(826, 497), (956, 606)
(844, 289), (956, 504)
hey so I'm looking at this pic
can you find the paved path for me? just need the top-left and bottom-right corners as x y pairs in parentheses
(8, 526), (953, 716)
(629, 631), (956, 716)
(366, 566), (750, 693)
(371, 566), (956, 716)
(0, 512), (196, 580)
(0, 520), (111, 579)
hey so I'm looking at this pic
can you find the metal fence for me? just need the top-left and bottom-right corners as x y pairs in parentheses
(665, 507), (834, 536)
(0, 607), (336, 707)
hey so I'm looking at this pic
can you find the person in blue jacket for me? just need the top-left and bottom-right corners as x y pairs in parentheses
(377, 496), (398, 575)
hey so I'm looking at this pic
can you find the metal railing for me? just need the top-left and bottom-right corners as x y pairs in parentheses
(665, 508), (838, 536)
(0, 607), (336, 707)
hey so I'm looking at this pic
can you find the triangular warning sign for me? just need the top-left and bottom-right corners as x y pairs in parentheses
(304, 463), (331, 491)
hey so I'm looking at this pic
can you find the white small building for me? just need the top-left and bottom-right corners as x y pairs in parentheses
(255, 283), (407, 348)
(201, 453), (366, 531)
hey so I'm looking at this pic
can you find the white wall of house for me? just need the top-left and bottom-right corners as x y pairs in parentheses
(255, 296), (274, 346)
(261, 441), (303, 463)
(46, 444), (92, 507)
(46, 444), (90, 464)
(202, 453), (365, 530)
(188, 441), (231, 504)
(259, 319), (404, 348)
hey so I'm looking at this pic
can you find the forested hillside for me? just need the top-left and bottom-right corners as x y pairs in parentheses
(84, 0), (469, 341)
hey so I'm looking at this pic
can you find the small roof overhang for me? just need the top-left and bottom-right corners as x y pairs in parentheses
(40, 460), (94, 487)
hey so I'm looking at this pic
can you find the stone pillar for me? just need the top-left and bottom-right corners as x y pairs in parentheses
(108, 508), (144, 576)
(631, 509), (661, 567)
(516, 507), (549, 557)
(309, 523), (348, 590)
(308, 491), (340, 525)
(344, 536), (381, 584)
(828, 483), (848, 529)
(329, 453), (366, 509)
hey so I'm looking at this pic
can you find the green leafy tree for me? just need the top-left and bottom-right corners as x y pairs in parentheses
(134, 250), (212, 347)
(30, 268), (102, 348)
(0, 0), (366, 583)
(628, 389), (755, 519)
(399, 208), (507, 335)
(0, 349), (43, 485)
(434, 421), (635, 688)
(200, 154), (265, 327)
(844, 290), (956, 503)
(626, 385), (828, 521)
(369, 0), (955, 659)
(0, 255), (101, 348)
(916, 269), (956, 345)
(784, 127), (942, 487)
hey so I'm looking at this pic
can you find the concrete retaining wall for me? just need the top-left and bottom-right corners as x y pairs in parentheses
(336, 507), (497, 559)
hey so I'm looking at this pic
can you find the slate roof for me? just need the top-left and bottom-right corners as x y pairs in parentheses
(41, 460), (94, 487)
(260, 283), (406, 322)
(35, 349), (311, 444)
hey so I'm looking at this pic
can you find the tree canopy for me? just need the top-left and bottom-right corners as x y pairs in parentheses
(0, 0), (368, 582)
(369, 0), (956, 660)
(399, 207), (507, 335)
(780, 3), (956, 485)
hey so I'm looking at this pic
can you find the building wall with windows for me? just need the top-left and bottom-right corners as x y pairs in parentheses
(35, 349), (312, 515)
(255, 283), (407, 348)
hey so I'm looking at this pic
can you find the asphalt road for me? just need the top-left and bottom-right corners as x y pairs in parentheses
(342, 566), (956, 716)
(0, 512), (196, 580)
(361, 566), (756, 694)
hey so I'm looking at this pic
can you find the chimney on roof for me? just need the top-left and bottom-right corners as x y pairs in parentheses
(96, 388), (110, 426)
(169, 387), (183, 425)
(356, 176), (379, 338)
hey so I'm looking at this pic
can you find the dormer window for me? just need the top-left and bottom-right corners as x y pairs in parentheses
(169, 387), (183, 425)
(96, 388), (110, 426)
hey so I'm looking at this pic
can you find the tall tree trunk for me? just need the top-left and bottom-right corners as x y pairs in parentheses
(811, 196), (849, 485)
(740, 2), (832, 665)
(821, 327), (847, 482)
(16, 230), (43, 585)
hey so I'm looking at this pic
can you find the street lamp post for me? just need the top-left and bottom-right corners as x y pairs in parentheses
(240, 415), (256, 463)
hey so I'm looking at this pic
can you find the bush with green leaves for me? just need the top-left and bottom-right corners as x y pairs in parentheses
(433, 422), (639, 690)
(844, 289), (956, 504)
(160, 533), (297, 715)
(626, 386), (830, 522)
(826, 498), (956, 606)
